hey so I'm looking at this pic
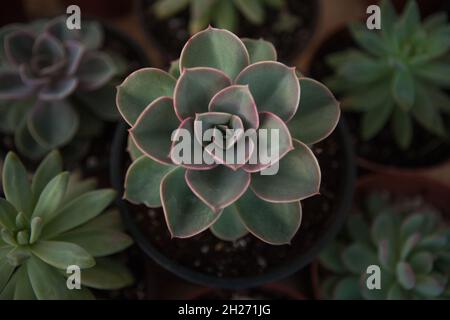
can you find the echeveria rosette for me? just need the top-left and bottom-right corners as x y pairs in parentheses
(318, 193), (450, 300)
(0, 151), (134, 300)
(325, 0), (450, 149)
(0, 16), (119, 159)
(118, 27), (340, 245)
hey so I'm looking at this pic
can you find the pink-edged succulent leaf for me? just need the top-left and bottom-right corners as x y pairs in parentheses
(15, 118), (49, 160)
(396, 262), (416, 290)
(185, 166), (250, 212)
(179, 27), (250, 79)
(235, 189), (302, 245)
(170, 117), (216, 170)
(210, 204), (249, 241)
(174, 67), (231, 120)
(39, 77), (78, 100)
(241, 38), (277, 63)
(45, 16), (79, 43)
(243, 112), (293, 173)
(127, 133), (143, 161)
(0, 69), (33, 99)
(124, 155), (175, 208)
(194, 112), (239, 146)
(235, 61), (300, 122)
(117, 68), (176, 125)
(130, 96), (180, 165)
(31, 33), (65, 74)
(205, 134), (255, 171)
(27, 99), (79, 148)
(4, 30), (35, 66)
(251, 139), (320, 203)
(76, 51), (115, 91)
(288, 78), (341, 145)
(64, 41), (85, 76)
(208, 85), (259, 129)
(161, 167), (221, 238)
(19, 65), (49, 87)
(415, 275), (446, 297)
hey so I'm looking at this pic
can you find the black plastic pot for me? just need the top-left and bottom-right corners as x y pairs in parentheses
(137, 0), (319, 64)
(110, 118), (356, 290)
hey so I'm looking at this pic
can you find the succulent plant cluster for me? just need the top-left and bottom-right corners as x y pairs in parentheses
(319, 193), (450, 300)
(153, 0), (290, 34)
(117, 27), (340, 244)
(0, 16), (120, 159)
(0, 151), (133, 299)
(326, 0), (450, 149)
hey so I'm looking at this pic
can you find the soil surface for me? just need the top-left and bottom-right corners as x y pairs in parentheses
(128, 129), (345, 279)
(309, 28), (450, 169)
(139, 0), (318, 64)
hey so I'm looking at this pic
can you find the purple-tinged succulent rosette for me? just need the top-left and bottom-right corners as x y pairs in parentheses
(117, 27), (340, 245)
(0, 17), (119, 159)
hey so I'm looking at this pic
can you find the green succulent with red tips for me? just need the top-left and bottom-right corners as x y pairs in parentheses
(0, 16), (121, 160)
(0, 151), (133, 300)
(117, 27), (340, 245)
(319, 193), (450, 300)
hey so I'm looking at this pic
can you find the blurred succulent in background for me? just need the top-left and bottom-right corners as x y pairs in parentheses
(152, 0), (291, 34)
(0, 16), (122, 160)
(326, 0), (450, 149)
(319, 193), (450, 300)
(0, 151), (133, 299)
(117, 27), (340, 245)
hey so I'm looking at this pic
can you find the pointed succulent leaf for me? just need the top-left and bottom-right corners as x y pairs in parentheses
(2, 152), (33, 217)
(79, 257), (133, 290)
(235, 189), (301, 245)
(32, 33), (65, 73)
(400, 233), (421, 259)
(333, 277), (362, 300)
(212, 0), (238, 32)
(210, 204), (248, 241)
(4, 30), (35, 65)
(378, 239), (397, 271)
(29, 217), (43, 244)
(42, 189), (116, 238)
(241, 38), (277, 63)
(341, 243), (377, 274)
(396, 262), (416, 290)
(349, 22), (386, 57)
(54, 229), (132, 257)
(117, 68), (176, 125)
(77, 52), (115, 91)
(371, 212), (396, 244)
(125, 156), (175, 208)
(251, 140), (320, 203)
(387, 283), (408, 300)
(319, 243), (347, 274)
(62, 174), (97, 203)
(397, 0), (421, 35)
(161, 167), (220, 238)
(64, 41), (84, 75)
(185, 166), (250, 212)
(27, 256), (94, 300)
(380, 0), (397, 35)
(39, 77), (78, 101)
(392, 68), (415, 111)
(361, 99), (394, 140)
(79, 21), (103, 50)
(174, 67), (231, 120)
(153, 0), (190, 18)
(28, 100), (79, 149)
(13, 265), (36, 300)
(130, 96), (180, 165)
(243, 112), (293, 172)
(74, 210), (122, 233)
(169, 59), (181, 78)
(233, 0), (265, 24)
(209, 85), (259, 129)
(31, 240), (95, 269)
(415, 275), (446, 297)
(0, 253), (15, 292)
(0, 268), (17, 300)
(0, 199), (18, 231)
(236, 61), (300, 121)
(127, 134), (143, 161)
(31, 150), (63, 197)
(31, 172), (69, 221)
(409, 252), (434, 274)
(180, 27), (250, 79)
(0, 69), (33, 100)
(288, 78), (340, 145)
(391, 108), (412, 149)
(15, 119), (49, 160)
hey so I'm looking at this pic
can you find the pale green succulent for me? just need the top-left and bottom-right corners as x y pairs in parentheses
(116, 27), (340, 245)
(0, 151), (133, 300)
(319, 193), (450, 300)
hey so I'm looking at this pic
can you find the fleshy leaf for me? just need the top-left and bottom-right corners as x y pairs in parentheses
(161, 167), (220, 238)
(235, 189), (301, 245)
(39, 77), (78, 101)
(0, 199), (17, 231)
(185, 166), (250, 212)
(251, 139), (320, 203)
(210, 204), (248, 241)
(241, 38), (277, 63)
(396, 262), (416, 290)
(288, 78), (340, 145)
(31, 150), (63, 197)
(0, 69), (33, 100)
(333, 277), (362, 300)
(124, 156), (175, 208)
(31, 172), (69, 221)
(79, 257), (133, 290)
(117, 68), (176, 125)
(236, 61), (300, 121)
(341, 243), (377, 274)
(130, 97), (180, 165)
(14, 118), (49, 160)
(77, 52), (115, 91)
(180, 27), (250, 79)
(4, 30), (35, 66)
(27, 100), (79, 149)
(174, 67), (231, 120)
(31, 240), (95, 269)
(209, 85), (259, 129)
(415, 275), (446, 297)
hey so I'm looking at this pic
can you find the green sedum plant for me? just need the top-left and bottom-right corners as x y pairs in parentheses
(153, 0), (290, 34)
(117, 27), (340, 245)
(0, 151), (133, 300)
(326, 0), (450, 149)
(319, 193), (450, 300)
(0, 16), (121, 160)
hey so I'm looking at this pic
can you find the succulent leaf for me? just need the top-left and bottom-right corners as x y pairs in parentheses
(78, 257), (134, 290)
(242, 38), (277, 63)
(31, 240), (95, 269)
(210, 204), (248, 241)
(31, 150), (63, 197)
(4, 30), (34, 66)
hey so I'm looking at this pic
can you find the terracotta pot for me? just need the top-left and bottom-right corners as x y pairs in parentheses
(311, 173), (450, 299)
